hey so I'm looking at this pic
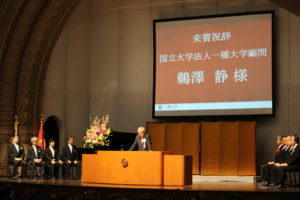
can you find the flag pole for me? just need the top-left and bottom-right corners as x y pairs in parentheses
(14, 115), (19, 137)
(41, 114), (45, 150)
(37, 113), (45, 151)
(40, 113), (44, 124)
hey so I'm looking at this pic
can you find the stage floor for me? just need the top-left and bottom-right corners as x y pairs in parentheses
(2, 177), (300, 200)
(1, 176), (300, 193)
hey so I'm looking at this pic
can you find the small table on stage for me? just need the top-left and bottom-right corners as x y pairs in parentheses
(82, 151), (192, 186)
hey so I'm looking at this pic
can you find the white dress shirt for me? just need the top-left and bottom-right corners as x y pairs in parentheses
(68, 144), (73, 153)
(49, 146), (55, 157)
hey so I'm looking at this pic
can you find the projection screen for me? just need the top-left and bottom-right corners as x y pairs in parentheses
(153, 11), (273, 117)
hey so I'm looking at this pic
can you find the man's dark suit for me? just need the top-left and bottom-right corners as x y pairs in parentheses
(261, 144), (284, 183)
(8, 143), (26, 178)
(281, 146), (291, 163)
(44, 147), (62, 178)
(129, 134), (152, 151)
(275, 144), (300, 185)
(27, 145), (45, 178)
(61, 144), (81, 179)
(270, 146), (293, 183)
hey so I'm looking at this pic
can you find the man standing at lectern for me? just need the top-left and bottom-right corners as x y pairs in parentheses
(129, 127), (152, 151)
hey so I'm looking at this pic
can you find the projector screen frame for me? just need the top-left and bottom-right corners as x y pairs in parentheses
(152, 10), (275, 119)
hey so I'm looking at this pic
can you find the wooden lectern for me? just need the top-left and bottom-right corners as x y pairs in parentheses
(164, 155), (193, 185)
(82, 151), (173, 185)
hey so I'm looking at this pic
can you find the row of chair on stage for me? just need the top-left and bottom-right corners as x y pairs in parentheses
(8, 135), (81, 180)
(261, 135), (300, 189)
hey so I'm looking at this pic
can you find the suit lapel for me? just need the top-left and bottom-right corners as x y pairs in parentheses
(32, 146), (36, 158)
(11, 143), (19, 153)
(292, 145), (299, 155)
(138, 137), (143, 149)
(37, 147), (41, 158)
(54, 149), (57, 158)
(11, 144), (17, 152)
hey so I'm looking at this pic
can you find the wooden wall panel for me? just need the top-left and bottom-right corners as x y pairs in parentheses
(147, 123), (165, 151)
(201, 122), (220, 175)
(181, 123), (200, 174)
(147, 122), (200, 174)
(219, 122), (238, 175)
(148, 121), (255, 176)
(165, 123), (182, 154)
(237, 121), (256, 175)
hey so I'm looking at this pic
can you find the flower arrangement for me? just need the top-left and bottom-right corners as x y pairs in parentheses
(83, 114), (111, 148)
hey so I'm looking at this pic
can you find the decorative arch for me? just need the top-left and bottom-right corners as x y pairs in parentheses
(0, 0), (82, 144)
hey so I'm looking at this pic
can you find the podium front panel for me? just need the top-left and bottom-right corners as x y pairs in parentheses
(97, 151), (171, 185)
(82, 154), (99, 183)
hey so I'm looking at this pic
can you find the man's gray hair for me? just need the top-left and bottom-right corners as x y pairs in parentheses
(31, 136), (38, 143)
(137, 127), (145, 133)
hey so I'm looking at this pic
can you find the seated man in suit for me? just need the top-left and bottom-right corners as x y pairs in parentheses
(61, 136), (81, 179)
(44, 139), (63, 179)
(274, 135), (300, 189)
(279, 136), (292, 158)
(129, 127), (152, 151)
(261, 136), (285, 186)
(270, 136), (292, 186)
(8, 136), (26, 179)
(27, 137), (45, 179)
(275, 136), (293, 165)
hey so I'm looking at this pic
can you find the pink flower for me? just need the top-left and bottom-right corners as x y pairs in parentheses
(97, 129), (103, 135)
